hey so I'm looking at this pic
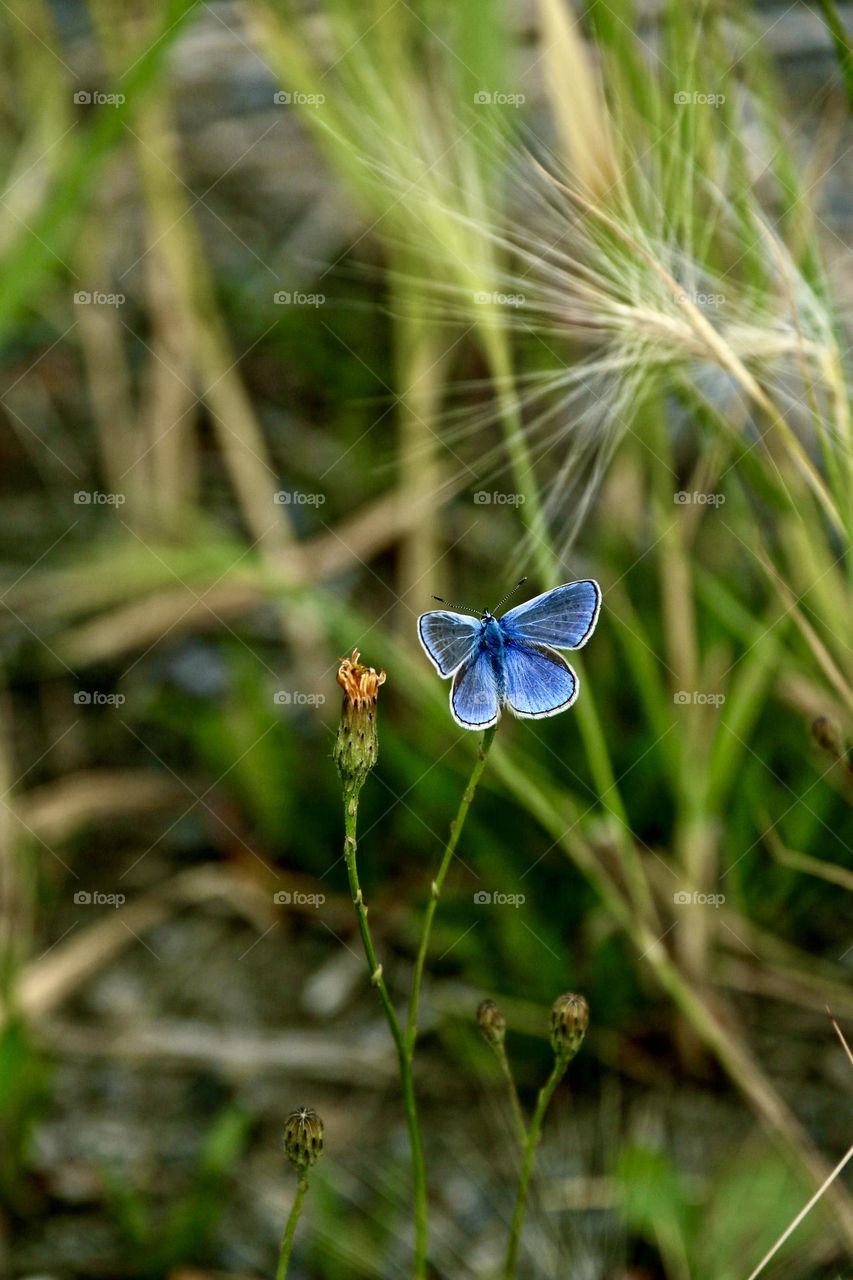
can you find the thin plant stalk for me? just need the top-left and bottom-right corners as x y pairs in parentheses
(342, 778), (428, 1278)
(818, 0), (853, 110)
(275, 1173), (309, 1280)
(406, 725), (496, 1052)
(494, 1041), (527, 1151)
(503, 1059), (566, 1279)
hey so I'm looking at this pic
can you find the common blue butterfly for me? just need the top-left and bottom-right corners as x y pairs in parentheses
(418, 578), (601, 730)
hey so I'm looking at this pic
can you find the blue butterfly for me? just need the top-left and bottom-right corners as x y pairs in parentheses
(418, 578), (601, 730)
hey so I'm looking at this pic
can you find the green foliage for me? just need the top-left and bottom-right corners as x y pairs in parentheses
(103, 1106), (251, 1277)
(616, 1140), (831, 1280)
(0, 1020), (52, 1209)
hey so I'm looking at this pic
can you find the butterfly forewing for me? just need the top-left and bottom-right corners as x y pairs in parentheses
(418, 611), (481, 677)
(499, 580), (600, 650)
(451, 649), (499, 728)
(503, 641), (578, 719)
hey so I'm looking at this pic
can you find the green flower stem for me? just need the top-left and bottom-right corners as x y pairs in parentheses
(343, 780), (428, 1280)
(503, 1058), (567, 1280)
(275, 1173), (309, 1280)
(406, 725), (496, 1053)
(492, 1040), (527, 1150)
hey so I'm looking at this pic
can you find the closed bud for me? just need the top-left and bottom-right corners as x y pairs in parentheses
(812, 715), (844, 760)
(334, 649), (386, 794)
(283, 1106), (324, 1172)
(477, 999), (507, 1047)
(550, 992), (589, 1064)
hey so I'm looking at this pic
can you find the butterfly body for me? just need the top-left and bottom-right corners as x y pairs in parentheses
(476, 615), (507, 701)
(418, 580), (601, 730)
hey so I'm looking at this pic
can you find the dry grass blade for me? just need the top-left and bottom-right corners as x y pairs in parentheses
(744, 1144), (853, 1280)
(535, 0), (618, 196)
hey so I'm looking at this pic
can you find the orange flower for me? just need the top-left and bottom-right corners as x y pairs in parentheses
(334, 650), (386, 794)
(336, 649), (386, 706)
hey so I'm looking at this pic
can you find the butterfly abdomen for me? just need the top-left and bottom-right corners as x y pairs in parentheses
(481, 617), (507, 703)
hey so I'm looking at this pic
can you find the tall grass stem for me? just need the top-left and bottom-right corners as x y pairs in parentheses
(406, 725), (496, 1052)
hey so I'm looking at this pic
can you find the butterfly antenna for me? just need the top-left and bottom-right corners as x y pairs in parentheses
(432, 594), (483, 614)
(492, 576), (528, 613)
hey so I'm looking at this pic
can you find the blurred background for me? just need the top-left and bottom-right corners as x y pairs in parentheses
(1, 0), (852, 1277)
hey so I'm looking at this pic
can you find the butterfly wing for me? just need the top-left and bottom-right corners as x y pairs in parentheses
(499, 580), (601, 650)
(502, 639), (578, 719)
(451, 647), (500, 729)
(418, 611), (481, 677)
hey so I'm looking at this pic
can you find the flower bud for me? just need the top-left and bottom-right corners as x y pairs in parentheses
(477, 999), (507, 1047)
(334, 649), (386, 794)
(812, 715), (844, 760)
(283, 1106), (324, 1172)
(550, 992), (589, 1064)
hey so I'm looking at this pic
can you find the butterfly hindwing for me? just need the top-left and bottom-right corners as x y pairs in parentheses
(499, 580), (600, 650)
(451, 647), (499, 729)
(502, 639), (578, 719)
(418, 611), (481, 677)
